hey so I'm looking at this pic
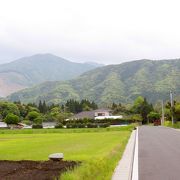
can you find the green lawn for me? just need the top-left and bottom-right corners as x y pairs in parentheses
(0, 126), (133, 180)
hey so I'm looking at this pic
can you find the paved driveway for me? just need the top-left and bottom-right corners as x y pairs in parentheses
(139, 126), (180, 180)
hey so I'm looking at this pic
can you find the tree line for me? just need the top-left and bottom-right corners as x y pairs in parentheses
(0, 96), (179, 127)
(0, 99), (98, 126)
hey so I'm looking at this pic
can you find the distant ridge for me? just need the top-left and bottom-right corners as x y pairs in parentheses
(8, 58), (180, 104)
(0, 54), (100, 97)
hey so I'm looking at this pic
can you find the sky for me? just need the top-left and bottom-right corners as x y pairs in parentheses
(1, 0), (180, 64)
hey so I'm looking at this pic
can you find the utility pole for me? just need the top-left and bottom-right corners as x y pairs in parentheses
(161, 100), (164, 126)
(170, 91), (174, 125)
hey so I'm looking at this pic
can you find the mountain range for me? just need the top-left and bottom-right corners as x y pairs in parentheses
(8, 59), (180, 105)
(0, 54), (102, 97)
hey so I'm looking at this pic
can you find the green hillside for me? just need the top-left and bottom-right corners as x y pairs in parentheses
(0, 54), (100, 97)
(8, 59), (180, 104)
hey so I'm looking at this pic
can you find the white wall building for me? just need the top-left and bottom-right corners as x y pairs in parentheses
(95, 115), (123, 120)
(0, 122), (8, 128)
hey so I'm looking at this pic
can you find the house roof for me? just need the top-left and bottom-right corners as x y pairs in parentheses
(71, 108), (112, 119)
(72, 111), (95, 119)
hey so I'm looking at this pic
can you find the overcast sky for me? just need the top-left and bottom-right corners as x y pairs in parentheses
(1, 0), (180, 64)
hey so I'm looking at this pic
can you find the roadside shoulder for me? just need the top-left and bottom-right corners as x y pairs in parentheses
(112, 129), (137, 180)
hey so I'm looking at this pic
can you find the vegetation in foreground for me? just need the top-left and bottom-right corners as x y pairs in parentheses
(0, 126), (133, 180)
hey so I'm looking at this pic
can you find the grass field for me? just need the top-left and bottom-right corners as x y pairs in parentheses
(0, 126), (133, 180)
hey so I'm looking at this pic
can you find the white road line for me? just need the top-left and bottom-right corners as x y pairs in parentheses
(132, 127), (138, 180)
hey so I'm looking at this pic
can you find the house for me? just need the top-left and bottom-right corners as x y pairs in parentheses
(71, 108), (123, 120)
(42, 122), (56, 129)
(94, 109), (112, 117)
(0, 121), (8, 128)
(95, 115), (123, 120)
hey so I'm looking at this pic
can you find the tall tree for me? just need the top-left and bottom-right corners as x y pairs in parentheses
(38, 100), (43, 113)
(42, 101), (47, 113)
(132, 96), (153, 124)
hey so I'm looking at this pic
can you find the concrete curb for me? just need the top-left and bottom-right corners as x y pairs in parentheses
(112, 130), (136, 180)
(132, 127), (138, 180)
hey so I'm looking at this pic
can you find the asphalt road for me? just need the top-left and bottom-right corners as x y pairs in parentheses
(139, 126), (180, 180)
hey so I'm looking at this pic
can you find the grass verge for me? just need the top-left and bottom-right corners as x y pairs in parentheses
(61, 137), (129, 180)
(164, 121), (180, 129)
(0, 125), (133, 179)
(0, 125), (134, 134)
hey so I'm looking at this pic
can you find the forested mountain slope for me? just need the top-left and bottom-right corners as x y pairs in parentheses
(0, 54), (100, 96)
(8, 59), (180, 104)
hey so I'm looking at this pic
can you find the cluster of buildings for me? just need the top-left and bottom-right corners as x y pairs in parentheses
(0, 109), (123, 129)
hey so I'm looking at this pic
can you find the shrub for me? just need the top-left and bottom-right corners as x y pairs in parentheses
(98, 123), (110, 128)
(55, 123), (64, 128)
(32, 124), (43, 129)
(66, 123), (74, 128)
(34, 117), (43, 124)
(64, 118), (94, 125)
(76, 123), (86, 128)
(21, 120), (32, 125)
(66, 123), (86, 128)
(4, 113), (20, 125)
(27, 111), (40, 121)
(87, 123), (98, 128)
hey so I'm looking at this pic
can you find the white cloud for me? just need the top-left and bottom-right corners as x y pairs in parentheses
(0, 0), (180, 64)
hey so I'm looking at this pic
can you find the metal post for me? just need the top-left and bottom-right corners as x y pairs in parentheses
(161, 100), (164, 125)
(170, 91), (174, 125)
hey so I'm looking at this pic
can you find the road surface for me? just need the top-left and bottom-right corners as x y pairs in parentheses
(139, 126), (180, 180)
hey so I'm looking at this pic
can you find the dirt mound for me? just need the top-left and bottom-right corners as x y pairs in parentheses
(0, 160), (78, 180)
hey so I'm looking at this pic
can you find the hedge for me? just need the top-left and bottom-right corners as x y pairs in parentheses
(32, 124), (43, 129)
(55, 123), (64, 128)
(63, 118), (136, 125)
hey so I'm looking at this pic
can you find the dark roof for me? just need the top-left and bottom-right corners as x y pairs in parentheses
(71, 111), (95, 119)
(71, 108), (112, 119)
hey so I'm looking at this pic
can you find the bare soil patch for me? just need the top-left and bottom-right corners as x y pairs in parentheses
(0, 160), (78, 180)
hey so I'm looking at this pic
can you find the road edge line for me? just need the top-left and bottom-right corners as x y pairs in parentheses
(132, 127), (138, 180)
